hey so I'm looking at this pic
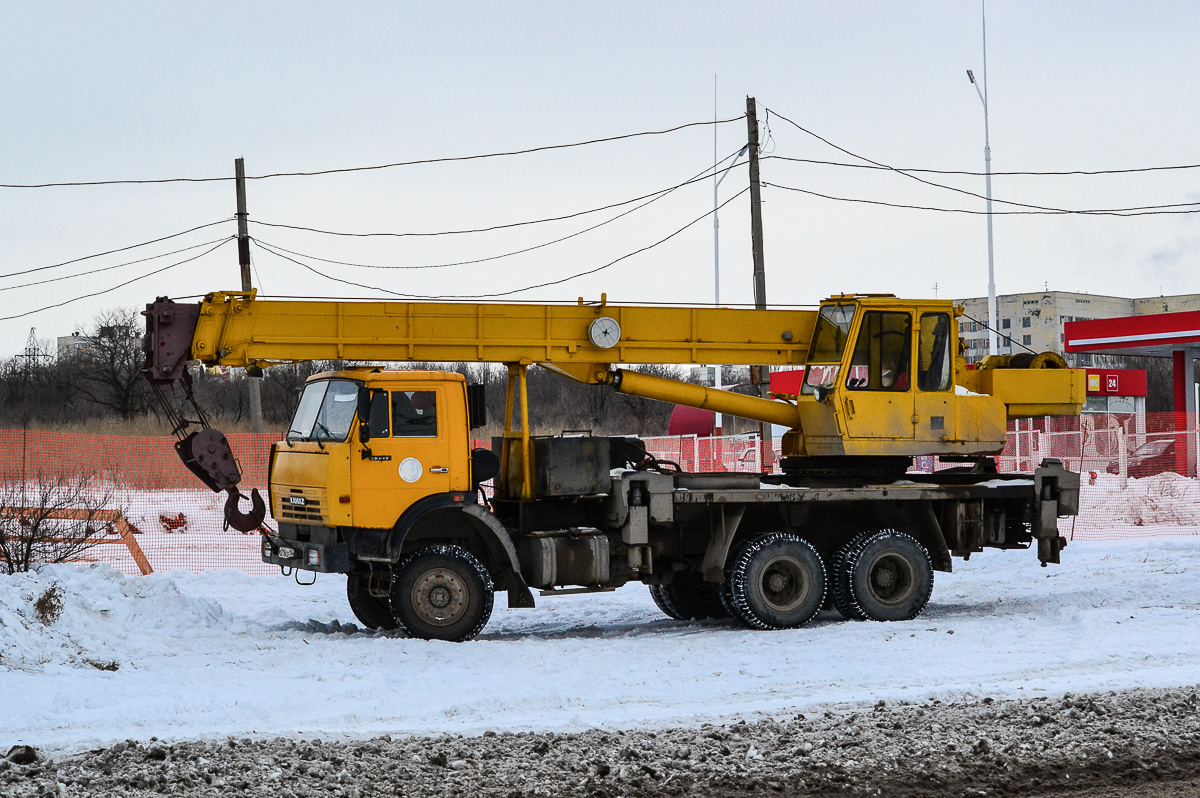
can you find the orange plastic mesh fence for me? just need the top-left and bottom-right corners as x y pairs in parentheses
(0, 413), (1195, 576)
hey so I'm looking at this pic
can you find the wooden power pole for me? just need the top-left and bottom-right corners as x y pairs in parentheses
(745, 98), (772, 465)
(746, 97), (767, 311)
(235, 157), (264, 433)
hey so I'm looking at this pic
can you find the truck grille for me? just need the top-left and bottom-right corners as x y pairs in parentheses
(276, 487), (327, 524)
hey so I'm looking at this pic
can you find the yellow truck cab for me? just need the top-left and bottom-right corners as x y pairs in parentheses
(270, 369), (475, 532)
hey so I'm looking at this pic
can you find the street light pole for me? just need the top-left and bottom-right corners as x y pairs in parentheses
(967, 0), (998, 356)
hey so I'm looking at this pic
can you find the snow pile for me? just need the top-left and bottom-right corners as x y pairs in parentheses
(1081, 472), (1200, 528)
(0, 564), (243, 672)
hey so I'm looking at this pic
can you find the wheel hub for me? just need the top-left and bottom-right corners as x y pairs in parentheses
(868, 554), (914, 605)
(411, 567), (469, 626)
(760, 555), (807, 612)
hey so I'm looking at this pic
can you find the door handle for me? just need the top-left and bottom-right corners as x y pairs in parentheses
(845, 398), (856, 418)
(429, 467), (449, 473)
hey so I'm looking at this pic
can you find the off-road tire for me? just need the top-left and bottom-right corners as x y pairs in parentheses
(346, 571), (397, 630)
(390, 545), (494, 642)
(648, 574), (728, 621)
(829, 531), (874, 621)
(724, 533), (826, 630)
(839, 530), (934, 622)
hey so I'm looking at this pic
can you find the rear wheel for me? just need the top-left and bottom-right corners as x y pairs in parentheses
(648, 573), (728, 621)
(725, 533), (826, 630)
(840, 530), (933, 622)
(346, 571), (396, 630)
(829, 532), (871, 620)
(390, 545), (494, 641)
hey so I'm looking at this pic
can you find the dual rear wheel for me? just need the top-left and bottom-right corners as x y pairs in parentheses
(649, 529), (933, 629)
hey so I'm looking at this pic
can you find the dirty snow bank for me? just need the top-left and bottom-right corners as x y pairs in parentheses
(3, 538), (1200, 754)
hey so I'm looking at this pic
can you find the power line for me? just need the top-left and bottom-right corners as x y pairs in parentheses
(763, 106), (1200, 215)
(763, 180), (1200, 217)
(250, 152), (746, 272)
(0, 236), (235, 292)
(0, 218), (233, 281)
(252, 187), (749, 300)
(0, 116), (744, 189)
(765, 154), (1200, 177)
(251, 151), (747, 240)
(0, 238), (234, 322)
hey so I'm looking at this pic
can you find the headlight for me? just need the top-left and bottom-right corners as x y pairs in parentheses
(306, 549), (320, 566)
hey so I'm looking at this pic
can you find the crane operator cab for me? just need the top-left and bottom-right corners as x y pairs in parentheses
(794, 296), (986, 458)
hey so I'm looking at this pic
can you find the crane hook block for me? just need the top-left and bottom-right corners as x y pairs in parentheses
(225, 487), (267, 533)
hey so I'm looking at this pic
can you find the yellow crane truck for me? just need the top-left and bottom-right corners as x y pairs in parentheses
(143, 291), (1084, 641)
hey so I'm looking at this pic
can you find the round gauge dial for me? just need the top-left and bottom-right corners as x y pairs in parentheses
(588, 316), (622, 349)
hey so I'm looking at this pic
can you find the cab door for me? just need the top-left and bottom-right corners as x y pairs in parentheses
(912, 312), (957, 445)
(840, 310), (915, 441)
(350, 383), (459, 530)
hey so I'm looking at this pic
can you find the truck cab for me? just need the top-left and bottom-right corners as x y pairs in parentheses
(270, 369), (474, 533)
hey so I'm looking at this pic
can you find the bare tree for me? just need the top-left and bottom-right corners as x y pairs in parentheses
(0, 473), (118, 575)
(73, 307), (154, 420)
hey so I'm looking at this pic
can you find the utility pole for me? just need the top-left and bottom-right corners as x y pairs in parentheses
(235, 157), (264, 433)
(745, 97), (772, 466)
(746, 97), (767, 311)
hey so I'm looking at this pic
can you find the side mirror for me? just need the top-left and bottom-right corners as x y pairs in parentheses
(357, 387), (371, 443)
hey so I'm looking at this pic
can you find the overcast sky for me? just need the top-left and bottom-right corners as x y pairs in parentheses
(2, 1), (1198, 357)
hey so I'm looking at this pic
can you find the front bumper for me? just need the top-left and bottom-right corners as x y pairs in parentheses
(261, 523), (349, 573)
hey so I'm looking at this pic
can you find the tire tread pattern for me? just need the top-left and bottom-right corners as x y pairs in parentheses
(840, 529), (934, 623)
(391, 544), (494, 642)
(725, 532), (826, 630)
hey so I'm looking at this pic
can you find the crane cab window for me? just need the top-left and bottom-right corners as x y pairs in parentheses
(846, 311), (911, 391)
(802, 303), (856, 395)
(393, 390), (438, 437)
(917, 313), (952, 391)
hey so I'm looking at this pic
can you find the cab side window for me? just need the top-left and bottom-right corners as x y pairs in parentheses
(846, 311), (912, 391)
(393, 390), (438, 437)
(918, 313), (952, 391)
(368, 390), (390, 437)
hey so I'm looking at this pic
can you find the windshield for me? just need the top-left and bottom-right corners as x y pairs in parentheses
(802, 303), (856, 395)
(287, 379), (361, 442)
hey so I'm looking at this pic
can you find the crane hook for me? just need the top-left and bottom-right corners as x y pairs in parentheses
(224, 487), (266, 532)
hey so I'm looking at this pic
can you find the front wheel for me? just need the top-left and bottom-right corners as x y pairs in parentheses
(346, 570), (396, 630)
(390, 545), (494, 641)
(725, 533), (826, 630)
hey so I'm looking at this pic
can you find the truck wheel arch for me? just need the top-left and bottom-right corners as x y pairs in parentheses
(386, 496), (535, 609)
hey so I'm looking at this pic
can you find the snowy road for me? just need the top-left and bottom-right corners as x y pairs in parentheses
(2, 537), (1200, 753)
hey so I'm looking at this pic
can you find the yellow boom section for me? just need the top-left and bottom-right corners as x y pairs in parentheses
(187, 291), (816, 375)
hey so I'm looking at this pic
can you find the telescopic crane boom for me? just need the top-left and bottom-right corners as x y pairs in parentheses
(144, 290), (1084, 530)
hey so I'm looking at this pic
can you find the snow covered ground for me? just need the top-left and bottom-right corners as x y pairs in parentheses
(3, 536), (1200, 755)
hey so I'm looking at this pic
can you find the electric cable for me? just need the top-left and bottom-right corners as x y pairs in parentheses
(251, 187), (749, 300)
(0, 116), (744, 188)
(0, 238), (234, 322)
(763, 107), (1200, 215)
(0, 218), (233, 280)
(250, 150), (747, 240)
(0, 236), (235, 292)
(763, 181), (1200, 217)
(250, 152), (746, 272)
(764, 154), (1200, 177)
(959, 311), (1037, 355)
